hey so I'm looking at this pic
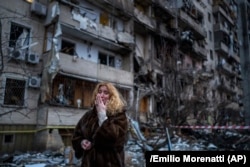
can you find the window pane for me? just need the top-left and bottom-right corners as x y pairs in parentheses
(99, 53), (107, 65)
(4, 78), (26, 106)
(109, 56), (115, 67)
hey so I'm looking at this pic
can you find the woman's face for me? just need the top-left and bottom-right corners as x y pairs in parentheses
(97, 85), (110, 105)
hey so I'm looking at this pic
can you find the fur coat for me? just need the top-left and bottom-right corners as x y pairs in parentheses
(72, 107), (128, 167)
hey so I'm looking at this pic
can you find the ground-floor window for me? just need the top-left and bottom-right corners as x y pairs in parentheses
(4, 78), (26, 106)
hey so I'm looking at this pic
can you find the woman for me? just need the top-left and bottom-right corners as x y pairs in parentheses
(72, 82), (128, 167)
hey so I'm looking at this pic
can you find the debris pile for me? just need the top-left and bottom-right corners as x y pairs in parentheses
(0, 129), (249, 167)
(0, 149), (81, 167)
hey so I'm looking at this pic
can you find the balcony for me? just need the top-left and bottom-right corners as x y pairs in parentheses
(213, 23), (230, 35)
(57, 52), (134, 86)
(234, 68), (242, 81)
(217, 80), (236, 95)
(179, 40), (207, 60)
(217, 63), (236, 77)
(178, 10), (206, 39)
(134, 7), (156, 33)
(84, 0), (133, 20)
(212, 5), (234, 25)
(58, 5), (134, 53)
(236, 86), (243, 98)
(214, 41), (229, 57)
(157, 22), (177, 41)
(154, 0), (177, 17)
(228, 45), (240, 63)
(229, 53), (240, 64)
(192, 41), (207, 60)
(214, 0), (237, 20)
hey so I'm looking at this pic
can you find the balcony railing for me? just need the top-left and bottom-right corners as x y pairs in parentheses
(229, 47), (240, 63)
(154, 0), (177, 15)
(217, 80), (236, 95)
(178, 10), (206, 39)
(192, 42), (207, 59)
(217, 63), (236, 77)
(134, 7), (156, 30)
(212, 5), (234, 25)
(157, 22), (177, 41)
(85, 0), (133, 19)
(179, 40), (207, 60)
(58, 52), (134, 86)
(213, 23), (230, 35)
(215, 42), (229, 56)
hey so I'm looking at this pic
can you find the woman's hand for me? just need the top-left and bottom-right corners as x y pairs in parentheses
(81, 139), (92, 150)
(95, 94), (108, 126)
(95, 95), (107, 112)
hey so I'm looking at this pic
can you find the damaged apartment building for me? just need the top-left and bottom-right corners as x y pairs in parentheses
(0, 0), (245, 154)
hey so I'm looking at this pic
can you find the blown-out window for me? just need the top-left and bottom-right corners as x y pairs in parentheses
(9, 22), (30, 51)
(61, 39), (76, 56)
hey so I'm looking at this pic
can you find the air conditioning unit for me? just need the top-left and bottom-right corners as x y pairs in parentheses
(28, 76), (41, 88)
(9, 48), (26, 61)
(27, 53), (40, 64)
(31, 0), (47, 16)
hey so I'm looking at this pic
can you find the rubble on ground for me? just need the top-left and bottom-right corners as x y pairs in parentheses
(0, 129), (249, 167)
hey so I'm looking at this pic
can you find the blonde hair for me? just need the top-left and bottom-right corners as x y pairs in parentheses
(91, 82), (126, 115)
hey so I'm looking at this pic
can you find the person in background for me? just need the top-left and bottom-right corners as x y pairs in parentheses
(72, 82), (128, 167)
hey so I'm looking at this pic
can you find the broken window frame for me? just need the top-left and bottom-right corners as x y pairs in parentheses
(60, 39), (76, 56)
(9, 22), (30, 54)
(3, 77), (26, 107)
